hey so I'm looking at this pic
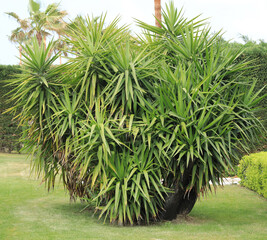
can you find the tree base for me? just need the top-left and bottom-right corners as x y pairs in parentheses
(161, 187), (198, 220)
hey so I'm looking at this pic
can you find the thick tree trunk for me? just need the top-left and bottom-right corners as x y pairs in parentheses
(176, 189), (198, 215)
(162, 189), (198, 220)
(154, 0), (162, 28)
(161, 165), (198, 220)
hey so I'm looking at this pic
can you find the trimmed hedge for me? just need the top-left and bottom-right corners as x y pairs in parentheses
(238, 152), (267, 198)
(239, 53), (267, 129)
(0, 65), (22, 152)
(231, 41), (267, 129)
(242, 52), (267, 151)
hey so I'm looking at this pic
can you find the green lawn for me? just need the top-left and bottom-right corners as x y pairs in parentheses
(0, 153), (266, 240)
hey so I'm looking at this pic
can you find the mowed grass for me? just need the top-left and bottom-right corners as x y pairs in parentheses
(0, 153), (266, 240)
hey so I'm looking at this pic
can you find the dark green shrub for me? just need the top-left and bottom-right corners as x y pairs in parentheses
(230, 41), (267, 129)
(238, 152), (267, 198)
(0, 65), (22, 152)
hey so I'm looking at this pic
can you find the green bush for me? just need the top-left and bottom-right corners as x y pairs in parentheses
(0, 65), (22, 152)
(8, 2), (266, 225)
(238, 152), (267, 198)
(230, 41), (267, 130)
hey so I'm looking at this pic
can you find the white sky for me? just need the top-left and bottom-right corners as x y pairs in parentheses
(0, 0), (266, 65)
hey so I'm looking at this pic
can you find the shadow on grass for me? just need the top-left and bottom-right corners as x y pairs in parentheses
(50, 200), (210, 228)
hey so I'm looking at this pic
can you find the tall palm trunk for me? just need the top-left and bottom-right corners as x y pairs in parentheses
(19, 45), (22, 66)
(59, 34), (62, 65)
(154, 0), (162, 28)
(36, 31), (42, 46)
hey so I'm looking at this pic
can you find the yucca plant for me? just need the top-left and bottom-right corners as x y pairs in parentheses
(6, 37), (64, 189)
(8, 1), (265, 225)
(136, 2), (265, 219)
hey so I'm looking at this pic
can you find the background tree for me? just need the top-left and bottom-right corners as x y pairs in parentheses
(5, 12), (30, 65)
(6, 0), (68, 64)
(46, 17), (68, 64)
(28, 0), (67, 46)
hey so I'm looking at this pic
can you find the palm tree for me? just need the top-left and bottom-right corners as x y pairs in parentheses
(28, 0), (67, 46)
(5, 12), (30, 65)
(48, 17), (70, 64)
(9, 29), (27, 66)
(7, 1), (68, 64)
(154, 0), (162, 28)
